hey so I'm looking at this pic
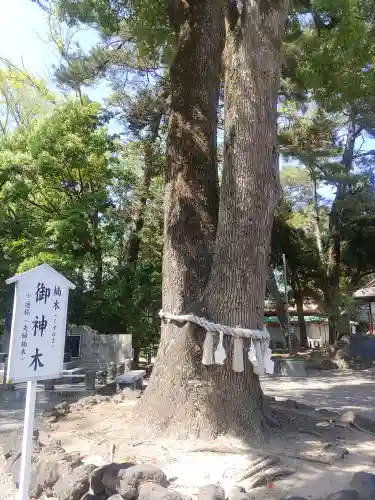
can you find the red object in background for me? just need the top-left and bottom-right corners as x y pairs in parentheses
(268, 483), (274, 489)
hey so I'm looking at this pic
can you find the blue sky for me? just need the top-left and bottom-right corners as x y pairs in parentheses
(0, 0), (106, 102)
(0, 1), (56, 77)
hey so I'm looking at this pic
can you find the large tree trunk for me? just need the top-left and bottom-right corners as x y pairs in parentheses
(127, 143), (154, 265)
(133, 0), (224, 437)
(294, 288), (307, 348)
(323, 286), (341, 344)
(201, 0), (287, 438)
(328, 299), (341, 345)
(266, 264), (288, 332)
(327, 112), (357, 343)
(135, 0), (286, 439)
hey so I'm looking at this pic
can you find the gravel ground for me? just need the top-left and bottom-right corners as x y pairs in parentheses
(0, 453), (16, 500)
(1, 368), (375, 500)
(0, 385), (87, 500)
(261, 368), (375, 417)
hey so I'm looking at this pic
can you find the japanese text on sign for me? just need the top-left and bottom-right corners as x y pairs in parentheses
(6, 264), (75, 383)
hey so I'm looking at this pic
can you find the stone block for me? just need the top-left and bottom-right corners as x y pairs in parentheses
(85, 371), (96, 391)
(96, 382), (117, 396)
(44, 379), (55, 390)
(280, 358), (306, 377)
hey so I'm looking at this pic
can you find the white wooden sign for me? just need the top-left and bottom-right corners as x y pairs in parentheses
(6, 264), (75, 500)
(6, 263), (75, 384)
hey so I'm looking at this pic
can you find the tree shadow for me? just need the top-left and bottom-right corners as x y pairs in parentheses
(230, 368), (375, 498)
(261, 368), (375, 417)
(0, 383), (86, 439)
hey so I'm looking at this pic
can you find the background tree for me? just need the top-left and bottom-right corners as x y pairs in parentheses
(279, 0), (375, 342)
(0, 95), (163, 351)
(0, 63), (55, 135)
(280, 106), (375, 342)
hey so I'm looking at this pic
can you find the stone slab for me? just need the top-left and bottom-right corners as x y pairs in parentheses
(115, 370), (146, 384)
(115, 370), (146, 390)
(280, 358), (306, 377)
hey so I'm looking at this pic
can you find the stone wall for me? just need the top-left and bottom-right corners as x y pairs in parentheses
(0, 311), (12, 355)
(68, 325), (133, 369)
(1, 320), (133, 371)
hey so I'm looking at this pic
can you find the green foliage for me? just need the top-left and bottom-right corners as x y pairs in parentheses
(0, 65), (55, 135)
(0, 98), (163, 347)
(284, 0), (375, 110)
(56, 0), (174, 64)
(276, 100), (375, 335)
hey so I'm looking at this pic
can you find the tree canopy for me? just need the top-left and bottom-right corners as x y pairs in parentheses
(5, 0), (375, 352)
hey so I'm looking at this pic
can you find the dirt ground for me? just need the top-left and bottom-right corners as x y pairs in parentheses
(2, 369), (375, 500)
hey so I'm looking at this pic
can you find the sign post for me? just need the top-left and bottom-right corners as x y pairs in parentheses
(6, 264), (75, 500)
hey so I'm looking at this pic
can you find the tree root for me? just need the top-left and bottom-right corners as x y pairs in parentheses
(238, 455), (281, 482)
(285, 453), (332, 465)
(246, 466), (296, 488)
(327, 421), (374, 438)
(297, 429), (324, 438)
(348, 422), (375, 437)
(190, 445), (251, 455)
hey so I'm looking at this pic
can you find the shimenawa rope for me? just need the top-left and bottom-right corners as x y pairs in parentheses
(159, 311), (274, 375)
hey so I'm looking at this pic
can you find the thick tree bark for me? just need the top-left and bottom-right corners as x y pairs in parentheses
(294, 288), (307, 348)
(327, 297), (341, 345)
(134, 0), (224, 437)
(327, 113), (357, 343)
(135, 0), (287, 439)
(133, 345), (141, 367)
(201, 0), (287, 438)
(127, 146), (153, 265)
(266, 264), (288, 331)
(90, 210), (103, 291)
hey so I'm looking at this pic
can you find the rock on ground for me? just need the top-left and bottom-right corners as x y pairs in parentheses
(53, 464), (97, 500)
(88, 462), (191, 500)
(227, 486), (253, 500)
(350, 472), (375, 500)
(124, 464), (169, 488)
(6, 453), (68, 498)
(325, 491), (360, 500)
(138, 482), (191, 500)
(1, 429), (40, 459)
(197, 484), (225, 500)
(101, 463), (168, 498)
(80, 494), (106, 500)
(91, 463), (134, 495)
(3, 433), (84, 499)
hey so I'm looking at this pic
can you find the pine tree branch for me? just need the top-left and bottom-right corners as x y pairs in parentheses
(353, 149), (375, 159)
